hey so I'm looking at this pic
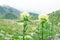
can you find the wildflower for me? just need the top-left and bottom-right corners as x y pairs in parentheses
(38, 13), (49, 23)
(21, 11), (29, 19)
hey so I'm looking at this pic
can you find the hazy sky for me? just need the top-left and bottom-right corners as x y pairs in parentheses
(0, 0), (60, 14)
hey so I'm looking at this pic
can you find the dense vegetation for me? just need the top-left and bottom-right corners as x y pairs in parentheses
(0, 6), (60, 40)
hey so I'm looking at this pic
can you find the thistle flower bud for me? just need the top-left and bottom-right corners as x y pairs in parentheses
(38, 13), (48, 23)
(21, 11), (30, 21)
(21, 11), (29, 17)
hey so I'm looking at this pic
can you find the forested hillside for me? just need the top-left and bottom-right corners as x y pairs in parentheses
(0, 6), (38, 19)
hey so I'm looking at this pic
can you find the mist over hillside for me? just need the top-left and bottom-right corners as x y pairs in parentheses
(0, 5), (38, 19)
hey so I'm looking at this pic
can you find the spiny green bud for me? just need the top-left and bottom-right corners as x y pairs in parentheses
(21, 11), (30, 21)
(38, 13), (49, 23)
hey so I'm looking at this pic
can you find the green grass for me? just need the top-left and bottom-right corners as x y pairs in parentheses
(0, 19), (37, 40)
(0, 19), (60, 40)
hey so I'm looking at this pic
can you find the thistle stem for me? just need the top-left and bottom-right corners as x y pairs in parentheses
(38, 24), (40, 40)
(23, 21), (27, 40)
(41, 22), (44, 40)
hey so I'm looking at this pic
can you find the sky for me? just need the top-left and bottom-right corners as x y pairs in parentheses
(0, 0), (60, 14)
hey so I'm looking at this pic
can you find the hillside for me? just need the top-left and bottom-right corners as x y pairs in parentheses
(48, 10), (60, 35)
(49, 10), (60, 25)
(0, 6), (38, 19)
(0, 6), (21, 19)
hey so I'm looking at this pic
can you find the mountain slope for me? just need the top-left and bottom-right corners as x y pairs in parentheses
(49, 10), (60, 25)
(0, 6), (21, 19)
(0, 6), (38, 19)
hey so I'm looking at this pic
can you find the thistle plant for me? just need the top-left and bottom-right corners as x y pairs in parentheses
(38, 13), (49, 40)
(21, 11), (30, 40)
